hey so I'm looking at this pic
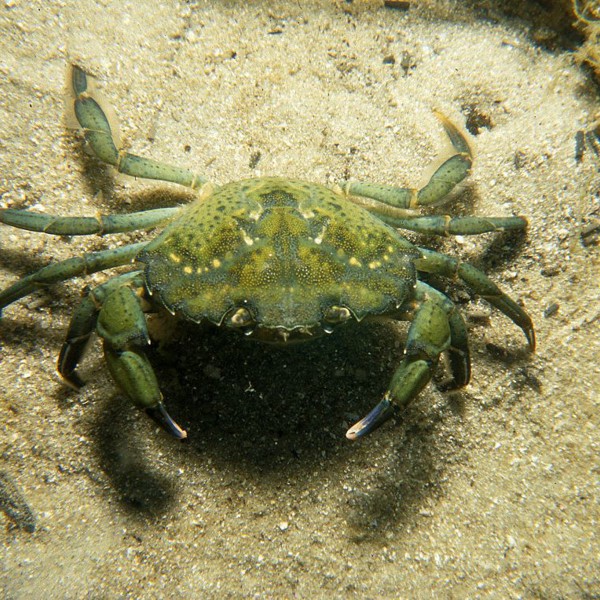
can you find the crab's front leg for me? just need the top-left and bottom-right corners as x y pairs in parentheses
(346, 282), (469, 440)
(69, 65), (206, 190)
(58, 274), (187, 439)
(340, 111), (472, 211)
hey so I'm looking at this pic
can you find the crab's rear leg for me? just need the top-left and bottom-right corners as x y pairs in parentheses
(59, 272), (186, 439)
(70, 65), (206, 190)
(347, 282), (469, 440)
(340, 111), (472, 211)
(416, 247), (535, 350)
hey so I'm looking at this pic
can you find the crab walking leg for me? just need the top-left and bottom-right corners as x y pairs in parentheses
(339, 111), (472, 210)
(372, 213), (528, 236)
(416, 247), (536, 350)
(346, 282), (468, 440)
(94, 282), (187, 439)
(0, 207), (178, 236)
(421, 283), (471, 390)
(70, 65), (206, 190)
(0, 242), (146, 312)
(57, 271), (143, 388)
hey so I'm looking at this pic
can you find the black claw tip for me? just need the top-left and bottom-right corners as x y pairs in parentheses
(526, 327), (536, 353)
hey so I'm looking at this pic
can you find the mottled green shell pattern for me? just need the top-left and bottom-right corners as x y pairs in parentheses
(138, 177), (420, 331)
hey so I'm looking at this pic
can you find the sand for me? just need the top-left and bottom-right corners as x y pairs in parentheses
(1, 1), (599, 598)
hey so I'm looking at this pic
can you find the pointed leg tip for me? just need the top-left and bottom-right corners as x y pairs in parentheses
(146, 403), (187, 440)
(439, 379), (467, 393)
(431, 108), (446, 122)
(527, 328), (536, 353)
(521, 323), (536, 353)
(345, 426), (361, 441)
(345, 397), (395, 441)
(173, 425), (188, 441)
(59, 372), (85, 391)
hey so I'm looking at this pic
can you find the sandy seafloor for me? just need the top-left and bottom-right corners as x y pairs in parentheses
(0, 1), (599, 598)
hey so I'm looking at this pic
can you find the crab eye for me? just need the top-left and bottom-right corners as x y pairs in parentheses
(227, 306), (255, 331)
(323, 305), (352, 324)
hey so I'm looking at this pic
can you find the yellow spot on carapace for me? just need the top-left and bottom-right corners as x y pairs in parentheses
(368, 261), (381, 269)
(349, 257), (362, 267)
(212, 258), (222, 268)
(169, 252), (181, 263)
(239, 228), (254, 246)
(183, 266), (193, 274)
(314, 224), (327, 245)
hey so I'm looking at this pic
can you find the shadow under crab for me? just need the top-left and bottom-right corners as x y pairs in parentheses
(0, 65), (535, 442)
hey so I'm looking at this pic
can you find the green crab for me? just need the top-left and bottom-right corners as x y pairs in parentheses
(0, 66), (535, 441)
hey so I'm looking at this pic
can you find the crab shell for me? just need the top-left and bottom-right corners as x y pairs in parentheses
(139, 176), (420, 342)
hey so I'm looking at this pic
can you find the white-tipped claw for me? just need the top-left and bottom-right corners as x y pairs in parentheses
(146, 402), (187, 440)
(346, 397), (395, 440)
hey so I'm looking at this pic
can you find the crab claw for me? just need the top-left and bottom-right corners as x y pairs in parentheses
(346, 397), (396, 440)
(146, 402), (188, 440)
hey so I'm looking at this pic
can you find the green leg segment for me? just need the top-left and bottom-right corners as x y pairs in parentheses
(374, 213), (528, 236)
(0, 242), (146, 313)
(346, 282), (469, 440)
(0, 207), (178, 236)
(70, 65), (206, 190)
(416, 247), (536, 350)
(99, 285), (187, 439)
(340, 111), (472, 211)
(411, 282), (471, 391)
(58, 271), (187, 439)
(57, 271), (142, 387)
